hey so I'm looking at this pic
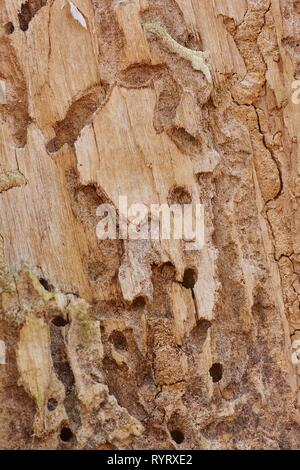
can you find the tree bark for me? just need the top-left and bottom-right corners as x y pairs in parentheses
(0, 0), (300, 450)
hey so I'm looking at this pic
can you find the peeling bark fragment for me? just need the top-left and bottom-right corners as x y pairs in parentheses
(17, 313), (67, 437)
(66, 298), (144, 448)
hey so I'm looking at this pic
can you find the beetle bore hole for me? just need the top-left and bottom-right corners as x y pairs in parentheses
(39, 277), (54, 292)
(52, 316), (68, 327)
(109, 330), (128, 351)
(47, 398), (58, 411)
(4, 22), (14, 34)
(60, 427), (74, 442)
(170, 429), (185, 444)
(182, 268), (198, 289)
(209, 363), (223, 383)
(132, 296), (146, 309)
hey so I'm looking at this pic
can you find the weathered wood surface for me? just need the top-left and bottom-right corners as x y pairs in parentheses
(0, 0), (300, 449)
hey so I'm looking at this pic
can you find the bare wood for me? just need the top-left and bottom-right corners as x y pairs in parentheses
(0, 0), (300, 450)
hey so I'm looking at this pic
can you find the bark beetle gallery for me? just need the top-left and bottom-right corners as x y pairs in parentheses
(0, 0), (300, 451)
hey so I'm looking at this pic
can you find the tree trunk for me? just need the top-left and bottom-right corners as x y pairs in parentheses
(0, 0), (300, 450)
